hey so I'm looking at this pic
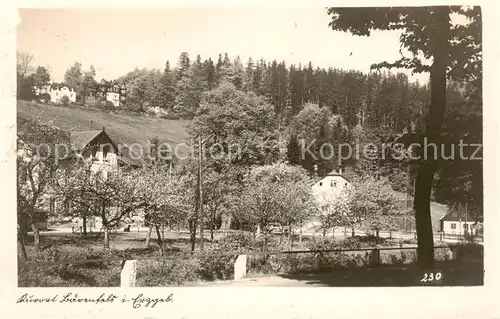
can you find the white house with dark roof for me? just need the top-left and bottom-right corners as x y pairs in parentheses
(311, 167), (351, 207)
(35, 83), (77, 103)
(70, 127), (145, 177)
(438, 202), (477, 235)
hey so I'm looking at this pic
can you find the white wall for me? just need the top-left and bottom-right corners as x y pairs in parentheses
(312, 175), (350, 205)
(106, 92), (120, 107)
(442, 220), (476, 234)
(49, 87), (76, 103)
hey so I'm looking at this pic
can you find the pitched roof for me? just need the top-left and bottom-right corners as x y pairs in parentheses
(70, 130), (103, 151)
(440, 202), (475, 222)
(70, 129), (144, 168)
(314, 169), (350, 184)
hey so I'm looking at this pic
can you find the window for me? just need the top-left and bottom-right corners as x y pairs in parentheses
(330, 181), (334, 187)
(450, 223), (456, 230)
(319, 182), (323, 186)
(345, 182), (348, 186)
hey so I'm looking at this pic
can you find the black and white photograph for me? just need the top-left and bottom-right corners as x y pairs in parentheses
(14, 6), (484, 289)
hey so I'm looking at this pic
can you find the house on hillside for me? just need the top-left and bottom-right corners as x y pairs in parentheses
(86, 80), (126, 107)
(34, 83), (77, 104)
(438, 202), (477, 235)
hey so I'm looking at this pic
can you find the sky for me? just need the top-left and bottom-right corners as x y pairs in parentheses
(17, 8), (430, 84)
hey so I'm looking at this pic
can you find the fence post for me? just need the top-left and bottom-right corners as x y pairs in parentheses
(121, 260), (137, 287)
(450, 245), (461, 260)
(234, 255), (247, 280)
(313, 253), (321, 270)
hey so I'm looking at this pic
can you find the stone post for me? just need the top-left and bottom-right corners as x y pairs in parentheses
(369, 249), (380, 267)
(313, 253), (321, 270)
(121, 260), (137, 287)
(234, 255), (247, 280)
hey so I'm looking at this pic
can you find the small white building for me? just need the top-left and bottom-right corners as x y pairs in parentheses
(438, 202), (477, 235)
(303, 168), (351, 233)
(311, 168), (351, 207)
(35, 83), (77, 104)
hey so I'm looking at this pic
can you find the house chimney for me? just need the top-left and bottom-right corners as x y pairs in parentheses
(338, 164), (343, 175)
(102, 126), (105, 132)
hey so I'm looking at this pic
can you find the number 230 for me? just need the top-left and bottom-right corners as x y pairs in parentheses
(421, 272), (442, 282)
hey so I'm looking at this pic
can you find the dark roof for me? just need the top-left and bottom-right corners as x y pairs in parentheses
(70, 130), (103, 151)
(314, 169), (350, 184)
(70, 129), (144, 168)
(50, 82), (76, 91)
(440, 202), (475, 222)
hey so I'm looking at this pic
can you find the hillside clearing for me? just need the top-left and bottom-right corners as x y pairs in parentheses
(17, 101), (190, 152)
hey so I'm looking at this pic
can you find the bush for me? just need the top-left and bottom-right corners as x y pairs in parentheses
(138, 258), (202, 287)
(104, 101), (116, 111)
(39, 93), (51, 103)
(18, 247), (121, 287)
(60, 95), (70, 107)
(146, 106), (169, 119)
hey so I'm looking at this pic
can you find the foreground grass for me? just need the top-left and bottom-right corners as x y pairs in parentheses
(17, 100), (189, 149)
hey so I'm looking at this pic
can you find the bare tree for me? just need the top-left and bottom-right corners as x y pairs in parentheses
(17, 52), (34, 78)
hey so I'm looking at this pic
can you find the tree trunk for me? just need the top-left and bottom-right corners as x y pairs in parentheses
(332, 227), (335, 238)
(210, 212), (215, 241)
(376, 229), (379, 239)
(189, 219), (197, 252)
(82, 215), (87, 236)
(155, 225), (164, 254)
(351, 227), (355, 237)
(103, 227), (110, 250)
(145, 225), (152, 247)
(414, 9), (449, 270)
(31, 223), (41, 252)
(18, 228), (28, 261)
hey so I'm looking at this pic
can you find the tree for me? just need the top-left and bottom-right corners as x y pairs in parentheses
(56, 162), (145, 250)
(155, 61), (176, 110)
(190, 81), (282, 170)
(82, 65), (97, 104)
(64, 62), (83, 99)
(17, 117), (74, 257)
(33, 66), (51, 90)
(17, 52), (34, 78)
(173, 55), (206, 118)
(327, 6), (482, 269)
(127, 164), (190, 253)
(238, 163), (318, 249)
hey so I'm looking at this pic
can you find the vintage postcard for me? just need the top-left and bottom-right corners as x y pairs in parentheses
(1, 1), (498, 318)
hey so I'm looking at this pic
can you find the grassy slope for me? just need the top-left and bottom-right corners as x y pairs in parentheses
(17, 101), (190, 152)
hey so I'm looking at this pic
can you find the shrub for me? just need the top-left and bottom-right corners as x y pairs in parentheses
(60, 95), (70, 107)
(39, 93), (51, 103)
(138, 258), (202, 287)
(18, 247), (120, 287)
(146, 106), (169, 119)
(104, 101), (116, 111)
